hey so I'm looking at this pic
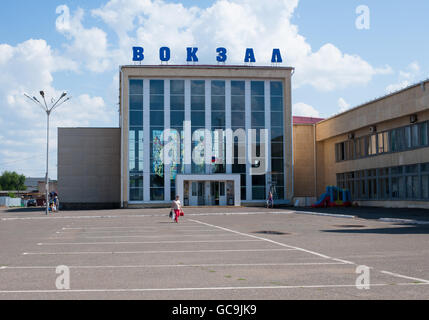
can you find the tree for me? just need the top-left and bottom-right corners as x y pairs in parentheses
(0, 171), (26, 191)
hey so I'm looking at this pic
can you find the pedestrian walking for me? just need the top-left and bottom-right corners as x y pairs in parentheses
(171, 195), (183, 223)
(267, 191), (274, 208)
(54, 195), (59, 212)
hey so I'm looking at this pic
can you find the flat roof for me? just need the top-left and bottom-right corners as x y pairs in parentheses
(318, 78), (429, 125)
(120, 64), (294, 71)
(293, 116), (324, 125)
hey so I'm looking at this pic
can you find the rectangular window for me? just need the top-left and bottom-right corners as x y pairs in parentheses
(129, 80), (144, 201)
(422, 175), (429, 199)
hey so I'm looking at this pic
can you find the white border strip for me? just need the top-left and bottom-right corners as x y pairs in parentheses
(22, 248), (297, 256)
(0, 262), (347, 270)
(37, 239), (263, 246)
(0, 283), (428, 294)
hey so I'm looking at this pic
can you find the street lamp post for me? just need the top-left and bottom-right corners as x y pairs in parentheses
(24, 91), (71, 215)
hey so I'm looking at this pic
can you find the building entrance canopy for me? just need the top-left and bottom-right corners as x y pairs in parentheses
(176, 174), (241, 207)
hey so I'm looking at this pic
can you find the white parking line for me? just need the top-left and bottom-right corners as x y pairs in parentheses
(56, 229), (221, 234)
(62, 226), (208, 230)
(0, 282), (428, 294)
(189, 219), (429, 284)
(189, 219), (343, 262)
(37, 239), (263, 246)
(0, 262), (348, 270)
(46, 233), (239, 240)
(22, 248), (297, 255)
(380, 271), (429, 284)
(1, 211), (290, 221)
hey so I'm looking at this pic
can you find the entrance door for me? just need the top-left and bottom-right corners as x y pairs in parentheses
(210, 181), (227, 206)
(197, 182), (205, 206)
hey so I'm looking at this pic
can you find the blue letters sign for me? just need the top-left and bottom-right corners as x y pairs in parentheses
(132, 47), (284, 64)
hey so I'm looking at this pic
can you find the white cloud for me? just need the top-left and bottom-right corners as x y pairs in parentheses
(338, 97), (351, 113)
(0, 39), (113, 178)
(56, 5), (111, 72)
(88, 0), (391, 91)
(386, 61), (421, 93)
(293, 102), (320, 117)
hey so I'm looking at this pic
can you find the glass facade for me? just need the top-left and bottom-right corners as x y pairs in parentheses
(270, 81), (284, 200)
(251, 81), (266, 200)
(128, 78), (286, 203)
(231, 80), (247, 200)
(337, 162), (429, 201)
(129, 80), (144, 201)
(335, 121), (429, 162)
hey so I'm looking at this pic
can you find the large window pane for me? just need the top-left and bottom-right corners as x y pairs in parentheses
(191, 80), (205, 95)
(170, 95), (184, 110)
(251, 81), (264, 96)
(270, 81), (283, 96)
(191, 96), (205, 110)
(211, 80), (225, 95)
(231, 81), (245, 95)
(170, 80), (184, 95)
(129, 80), (143, 95)
(150, 80), (164, 95)
(231, 96), (245, 111)
(130, 95), (143, 110)
(130, 111), (143, 126)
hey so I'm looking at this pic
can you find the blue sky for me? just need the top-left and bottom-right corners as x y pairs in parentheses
(0, 0), (428, 178)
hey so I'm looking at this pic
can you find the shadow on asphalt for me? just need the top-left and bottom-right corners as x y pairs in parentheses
(294, 206), (429, 221)
(322, 224), (429, 235)
(5, 207), (44, 213)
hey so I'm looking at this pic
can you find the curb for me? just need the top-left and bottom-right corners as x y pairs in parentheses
(293, 210), (356, 219)
(378, 218), (429, 225)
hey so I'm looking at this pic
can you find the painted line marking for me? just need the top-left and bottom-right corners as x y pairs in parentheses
(22, 248), (297, 255)
(0, 283), (428, 294)
(61, 226), (209, 230)
(380, 271), (429, 284)
(189, 219), (429, 284)
(1, 211), (290, 221)
(37, 239), (263, 246)
(0, 262), (348, 270)
(46, 233), (240, 240)
(56, 229), (222, 234)
(189, 219), (345, 262)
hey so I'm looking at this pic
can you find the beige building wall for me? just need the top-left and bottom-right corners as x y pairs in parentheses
(120, 65), (294, 206)
(314, 80), (429, 207)
(58, 128), (121, 209)
(293, 124), (316, 197)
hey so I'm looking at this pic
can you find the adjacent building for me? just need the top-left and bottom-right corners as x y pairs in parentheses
(293, 79), (429, 209)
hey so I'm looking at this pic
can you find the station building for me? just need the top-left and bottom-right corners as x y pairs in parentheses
(58, 65), (429, 209)
(59, 65), (293, 209)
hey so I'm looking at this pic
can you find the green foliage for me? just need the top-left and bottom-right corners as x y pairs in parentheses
(7, 192), (16, 198)
(0, 171), (26, 191)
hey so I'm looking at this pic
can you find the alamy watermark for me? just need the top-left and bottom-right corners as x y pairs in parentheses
(148, 122), (270, 176)
(355, 5), (370, 30)
(55, 265), (70, 290)
(355, 265), (370, 290)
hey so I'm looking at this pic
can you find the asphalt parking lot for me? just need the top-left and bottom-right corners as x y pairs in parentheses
(0, 206), (428, 299)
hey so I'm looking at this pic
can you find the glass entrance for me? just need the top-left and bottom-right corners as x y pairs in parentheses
(185, 180), (233, 206)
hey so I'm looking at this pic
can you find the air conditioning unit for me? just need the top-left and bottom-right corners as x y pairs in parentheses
(369, 126), (377, 133)
(347, 133), (355, 140)
(410, 114), (418, 124)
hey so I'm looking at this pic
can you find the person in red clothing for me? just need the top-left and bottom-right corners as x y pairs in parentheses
(171, 195), (183, 223)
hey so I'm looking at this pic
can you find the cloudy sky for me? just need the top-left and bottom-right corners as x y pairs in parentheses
(0, 0), (428, 179)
